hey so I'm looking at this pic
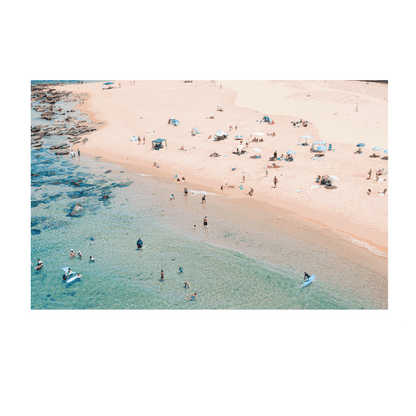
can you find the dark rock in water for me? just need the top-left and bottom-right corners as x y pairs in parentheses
(69, 203), (84, 217)
(55, 149), (70, 155)
(104, 170), (112, 174)
(31, 229), (41, 235)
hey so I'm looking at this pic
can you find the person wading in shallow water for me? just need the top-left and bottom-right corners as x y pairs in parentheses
(160, 270), (164, 281)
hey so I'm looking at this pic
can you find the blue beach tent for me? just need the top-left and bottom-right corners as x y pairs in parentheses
(168, 118), (180, 126)
(261, 116), (275, 124)
(102, 82), (115, 89)
(152, 138), (167, 150)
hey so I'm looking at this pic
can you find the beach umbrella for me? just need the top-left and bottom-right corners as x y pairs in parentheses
(372, 146), (383, 151)
(384, 149), (388, 154)
(235, 135), (243, 138)
(103, 82), (114, 85)
(252, 148), (262, 152)
(317, 145), (327, 151)
(356, 143), (366, 147)
(300, 135), (313, 139)
(287, 150), (296, 155)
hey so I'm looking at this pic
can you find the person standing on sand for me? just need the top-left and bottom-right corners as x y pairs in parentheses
(184, 186), (188, 197)
(242, 175), (245, 183)
(202, 194), (206, 204)
(367, 189), (371, 196)
(143, 136), (145, 145)
(138, 137), (141, 145)
(266, 169), (268, 177)
(78, 149), (80, 156)
(273, 176), (278, 187)
(367, 169), (372, 180)
(203, 216), (208, 227)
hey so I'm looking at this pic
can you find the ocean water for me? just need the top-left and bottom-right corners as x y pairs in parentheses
(31, 83), (388, 309)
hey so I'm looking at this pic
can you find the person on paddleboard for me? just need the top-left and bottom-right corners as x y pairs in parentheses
(304, 272), (311, 282)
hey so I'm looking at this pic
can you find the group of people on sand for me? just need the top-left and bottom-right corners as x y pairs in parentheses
(136, 136), (145, 145)
(366, 169), (387, 196)
(291, 119), (309, 127)
(160, 268), (197, 300)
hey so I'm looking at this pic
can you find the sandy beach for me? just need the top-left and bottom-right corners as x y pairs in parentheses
(55, 80), (388, 253)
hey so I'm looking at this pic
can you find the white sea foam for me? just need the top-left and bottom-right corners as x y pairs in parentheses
(333, 230), (388, 258)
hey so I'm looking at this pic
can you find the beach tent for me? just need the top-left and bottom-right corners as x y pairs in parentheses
(168, 118), (180, 126)
(299, 135), (313, 145)
(232, 145), (248, 155)
(152, 138), (167, 150)
(102, 82), (114, 90)
(261, 116), (275, 125)
(217, 105), (224, 112)
(191, 127), (200, 136)
(310, 140), (327, 152)
(214, 131), (229, 140)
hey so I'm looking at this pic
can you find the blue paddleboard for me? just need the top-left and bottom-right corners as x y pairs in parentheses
(302, 274), (316, 287)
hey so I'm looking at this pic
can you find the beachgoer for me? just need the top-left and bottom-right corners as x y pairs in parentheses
(76, 273), (82, 278)
(184, 186), (188, 196)
(161, 270), (164, 281)
(153, 162), (157, 167)
(78, 149), (80, 156)
(143, 136), (145, 145)
(170, 194), (175, 200)
(182, 176), (185, 182)
(220, 185), (223, 191)
(248, 188), (254, 196)
(179, 267), (184, 274)
(78, 251), (82, 259)
(119, 83), (121, 88)
(383, 189), (387, 195)
(304, 272), (311, 282)
(203, 216), (208, 227)
(70, 249), (75, 258)
(184, 281), (190, 288)
(192, 225), (196, 229)
(89, 256), (95, 262)
(138, 137), (141, 144)
(266, 169), (268, 177)
(273, 176), (277, 187)
(202, 195), (206, 204)
(242, 175), (245, 183)
(367, 189), (371, 196)
(35, 259), (43, 270)
(187, 292), (197, 300)
(235, 126), (237, 130)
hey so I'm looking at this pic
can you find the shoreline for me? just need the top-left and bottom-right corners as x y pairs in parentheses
(57, 80), (388, 255)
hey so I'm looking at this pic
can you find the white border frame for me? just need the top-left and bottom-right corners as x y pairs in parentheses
(13, 65), (404, 326)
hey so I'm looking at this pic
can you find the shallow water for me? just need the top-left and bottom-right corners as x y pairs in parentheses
(31, 83), (388, 309)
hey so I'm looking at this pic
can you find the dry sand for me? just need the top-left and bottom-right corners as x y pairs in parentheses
(55, 80), (388, 253)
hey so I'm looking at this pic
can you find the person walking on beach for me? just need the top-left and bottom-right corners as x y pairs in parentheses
(367, 189), (371, 196)
(203, 216), (208, 227)
(266, 169), (268, 177)
(242, 175), (245, 183)
(202, 194), (206, 204)
(273, 176), (278, 187)
(367, 169), (372, 180)
(184, 186), (188, 197)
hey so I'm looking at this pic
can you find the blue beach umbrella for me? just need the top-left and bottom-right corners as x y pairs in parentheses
(103, 82), (114, 85)
(356, 143), (366, 147)
(235, 135), (243, 138)
(384, 149), (388, 154)
(317, 145), (327, 151)
(372, 146), (383, 151)
(287, 150), (296, 155)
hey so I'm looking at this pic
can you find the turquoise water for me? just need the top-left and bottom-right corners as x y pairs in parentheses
(31, 84), (388, 309)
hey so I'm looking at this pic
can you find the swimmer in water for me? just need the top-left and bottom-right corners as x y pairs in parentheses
(70, 249), (75, 258)
(78, 251), (82, 259)
(89, 256), (95, 262)
(186, 292), (197, 301)
(192, 225), (196, 230)
(184, 281), (190, 288)
(160, 270), (164, 281)
(35, 259), (43, 270)
(179, 267), (184, 274)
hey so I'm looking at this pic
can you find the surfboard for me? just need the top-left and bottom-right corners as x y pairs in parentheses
(302, 274), (316, 287)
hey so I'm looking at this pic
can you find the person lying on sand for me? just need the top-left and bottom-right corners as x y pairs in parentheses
(179, 146), (185, 150)
(367, 189), (371, 196)
(355, 148), (363, 154)
(248, 188), (254, 196)
(370, 153), (380, 158)
(367, 169), (372, 180)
